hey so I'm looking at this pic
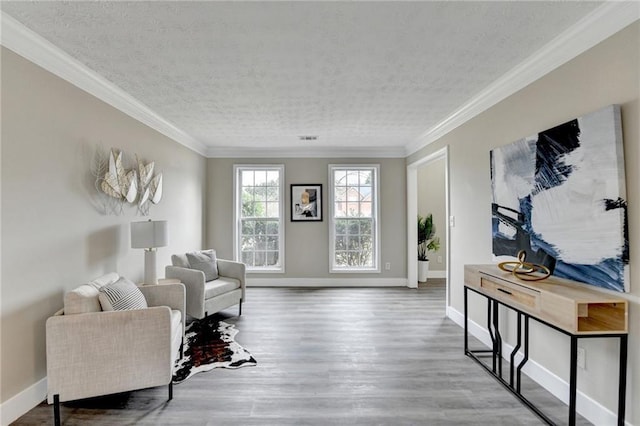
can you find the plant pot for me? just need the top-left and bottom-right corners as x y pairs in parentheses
(418, 259), (429, 282)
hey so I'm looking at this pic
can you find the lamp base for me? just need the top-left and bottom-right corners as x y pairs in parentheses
(144, 249), (158, 285)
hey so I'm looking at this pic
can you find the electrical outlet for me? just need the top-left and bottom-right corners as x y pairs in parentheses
(385, 262), (391, 270)
(437, 256), (443, 264)
(449, 216), (455, 227)
(577, 347), (586, 369)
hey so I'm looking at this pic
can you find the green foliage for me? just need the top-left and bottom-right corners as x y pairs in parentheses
(334, 218), (374, 267)
(241, 180), (279, 217)
(241, 177), (281, 267)
(417, 214), (440, 261)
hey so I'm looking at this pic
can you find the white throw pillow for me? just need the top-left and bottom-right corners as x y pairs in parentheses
(186, 249), (219, 281)
(64, 284), (102, 314)
(98, 277), (148, 311)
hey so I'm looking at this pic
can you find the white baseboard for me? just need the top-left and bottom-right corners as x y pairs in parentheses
(446, 306), (631, 426)
(0, 377), (47, 426)
(247, 277), (408, 287)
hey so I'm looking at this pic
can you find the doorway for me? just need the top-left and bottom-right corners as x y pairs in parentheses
(407, 146), (450, 308)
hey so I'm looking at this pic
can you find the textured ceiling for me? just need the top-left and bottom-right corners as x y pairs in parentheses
(1, 1), (602, 153)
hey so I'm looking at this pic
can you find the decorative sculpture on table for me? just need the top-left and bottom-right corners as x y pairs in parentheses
(94, 147), (162, 215)
(498, 250), (551, 281)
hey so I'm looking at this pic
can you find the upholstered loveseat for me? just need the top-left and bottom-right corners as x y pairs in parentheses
(165, 250), (245, 319)
(46, 273), (185, 425)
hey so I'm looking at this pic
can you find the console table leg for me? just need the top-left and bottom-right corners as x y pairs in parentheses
(569, 336), (578, 426)
(510, 313), (522, 388)
(487, 300), (497, 373)
(618, 335), (627, 426)
(516, 316), (529, 393)
(464, 286), (469, 354)
(493, 302), (503, 378)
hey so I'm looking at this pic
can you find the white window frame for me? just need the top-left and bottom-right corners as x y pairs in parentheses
(328, 164), (381, 273)
(233, 164), (285, 273)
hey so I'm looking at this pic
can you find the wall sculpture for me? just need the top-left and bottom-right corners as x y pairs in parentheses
(94, 148), (163, 215)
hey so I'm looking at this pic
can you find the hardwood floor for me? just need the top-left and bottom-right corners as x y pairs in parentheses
(14, 282), (590, 425)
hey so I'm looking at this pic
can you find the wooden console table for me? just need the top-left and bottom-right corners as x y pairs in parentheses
(464, 264), (628, 426)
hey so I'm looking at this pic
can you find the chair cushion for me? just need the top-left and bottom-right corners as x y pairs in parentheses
(186, 250), (219, 281)
(88, 272), (120, 289)
(98, 277), (148, 311)
(64, 284), (102, 314)
(204, 277), (240, 299)
(63, 273), (122, 314)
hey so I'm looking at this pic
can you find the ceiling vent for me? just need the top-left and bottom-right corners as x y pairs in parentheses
(299, 136), (319, 141)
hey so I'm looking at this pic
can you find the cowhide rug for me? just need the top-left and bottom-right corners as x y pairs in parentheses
(173, 315), (257, 383)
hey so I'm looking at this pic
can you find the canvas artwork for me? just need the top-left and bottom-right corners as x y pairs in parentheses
(490, 105), (629, 292)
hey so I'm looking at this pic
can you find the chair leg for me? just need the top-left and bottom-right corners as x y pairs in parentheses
(168, 382), (173, 401)
(53, 394), (61, 426)
(239, 300), (243, 316)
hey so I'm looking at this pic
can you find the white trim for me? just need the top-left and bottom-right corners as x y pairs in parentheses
(232, 165), (239, 263)
(0, 11), (405, 161)
(446, 306), (632, 426)
(207, 146), (406, 159)
(0, 11), (208, 156)
(233, 164), (285, 273)
(406, 146), (450, 301)
(328, 164), (381, 273)
(0, 377), (47, 426)
(247, 277), (407, 287)
(4, 4), (637, 161)
(405, 2), (640, 156)
(406, 167), (419, 289)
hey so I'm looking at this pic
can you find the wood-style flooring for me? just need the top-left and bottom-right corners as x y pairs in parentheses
(13, 282), (590, 425)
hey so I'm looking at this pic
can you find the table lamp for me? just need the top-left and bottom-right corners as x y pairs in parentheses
(131, 219), (168, 284)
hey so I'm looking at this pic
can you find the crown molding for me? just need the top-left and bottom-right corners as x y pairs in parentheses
(0, 11), (208, 156)
(405, 2), (640, 157)
(4, 4), (637, 161)
(206, 145), (406, 158)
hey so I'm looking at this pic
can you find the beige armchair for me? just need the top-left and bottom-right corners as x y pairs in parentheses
(165, 250), (245, 319)
(46, 273), (185, 426)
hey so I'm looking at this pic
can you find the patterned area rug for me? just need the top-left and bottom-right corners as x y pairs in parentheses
(173, 315), (257, 383)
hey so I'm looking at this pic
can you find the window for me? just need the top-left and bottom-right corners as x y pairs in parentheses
(234, 165), (284, 272)
(329, 165), (380, 272)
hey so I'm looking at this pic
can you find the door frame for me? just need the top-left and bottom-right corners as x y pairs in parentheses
(406, 146), (450, 307)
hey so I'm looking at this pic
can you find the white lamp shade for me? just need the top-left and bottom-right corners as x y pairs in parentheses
(131, 220), (168, 249)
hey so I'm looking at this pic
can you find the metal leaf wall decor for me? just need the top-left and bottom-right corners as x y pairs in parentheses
(94, 148), (163, 215)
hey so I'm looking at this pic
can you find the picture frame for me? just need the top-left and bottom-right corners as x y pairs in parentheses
(291, 184), (322, 222)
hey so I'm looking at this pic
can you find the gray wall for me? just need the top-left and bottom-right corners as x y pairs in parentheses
(207, 157), (407, 279)
(408, 22), (639, 423)
(417, 159), (446, 272)
(1, 48), (207, 404)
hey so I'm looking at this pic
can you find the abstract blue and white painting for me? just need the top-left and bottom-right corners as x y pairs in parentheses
(490, 105), (629, 292)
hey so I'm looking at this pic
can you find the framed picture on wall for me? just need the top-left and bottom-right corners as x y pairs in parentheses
(291, 184), (322, 222)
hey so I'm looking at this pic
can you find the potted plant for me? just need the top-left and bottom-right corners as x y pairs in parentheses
(417, 214), (441, 282)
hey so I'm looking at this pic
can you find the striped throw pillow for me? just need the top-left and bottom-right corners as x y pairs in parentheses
(98, 277), (148, 311)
